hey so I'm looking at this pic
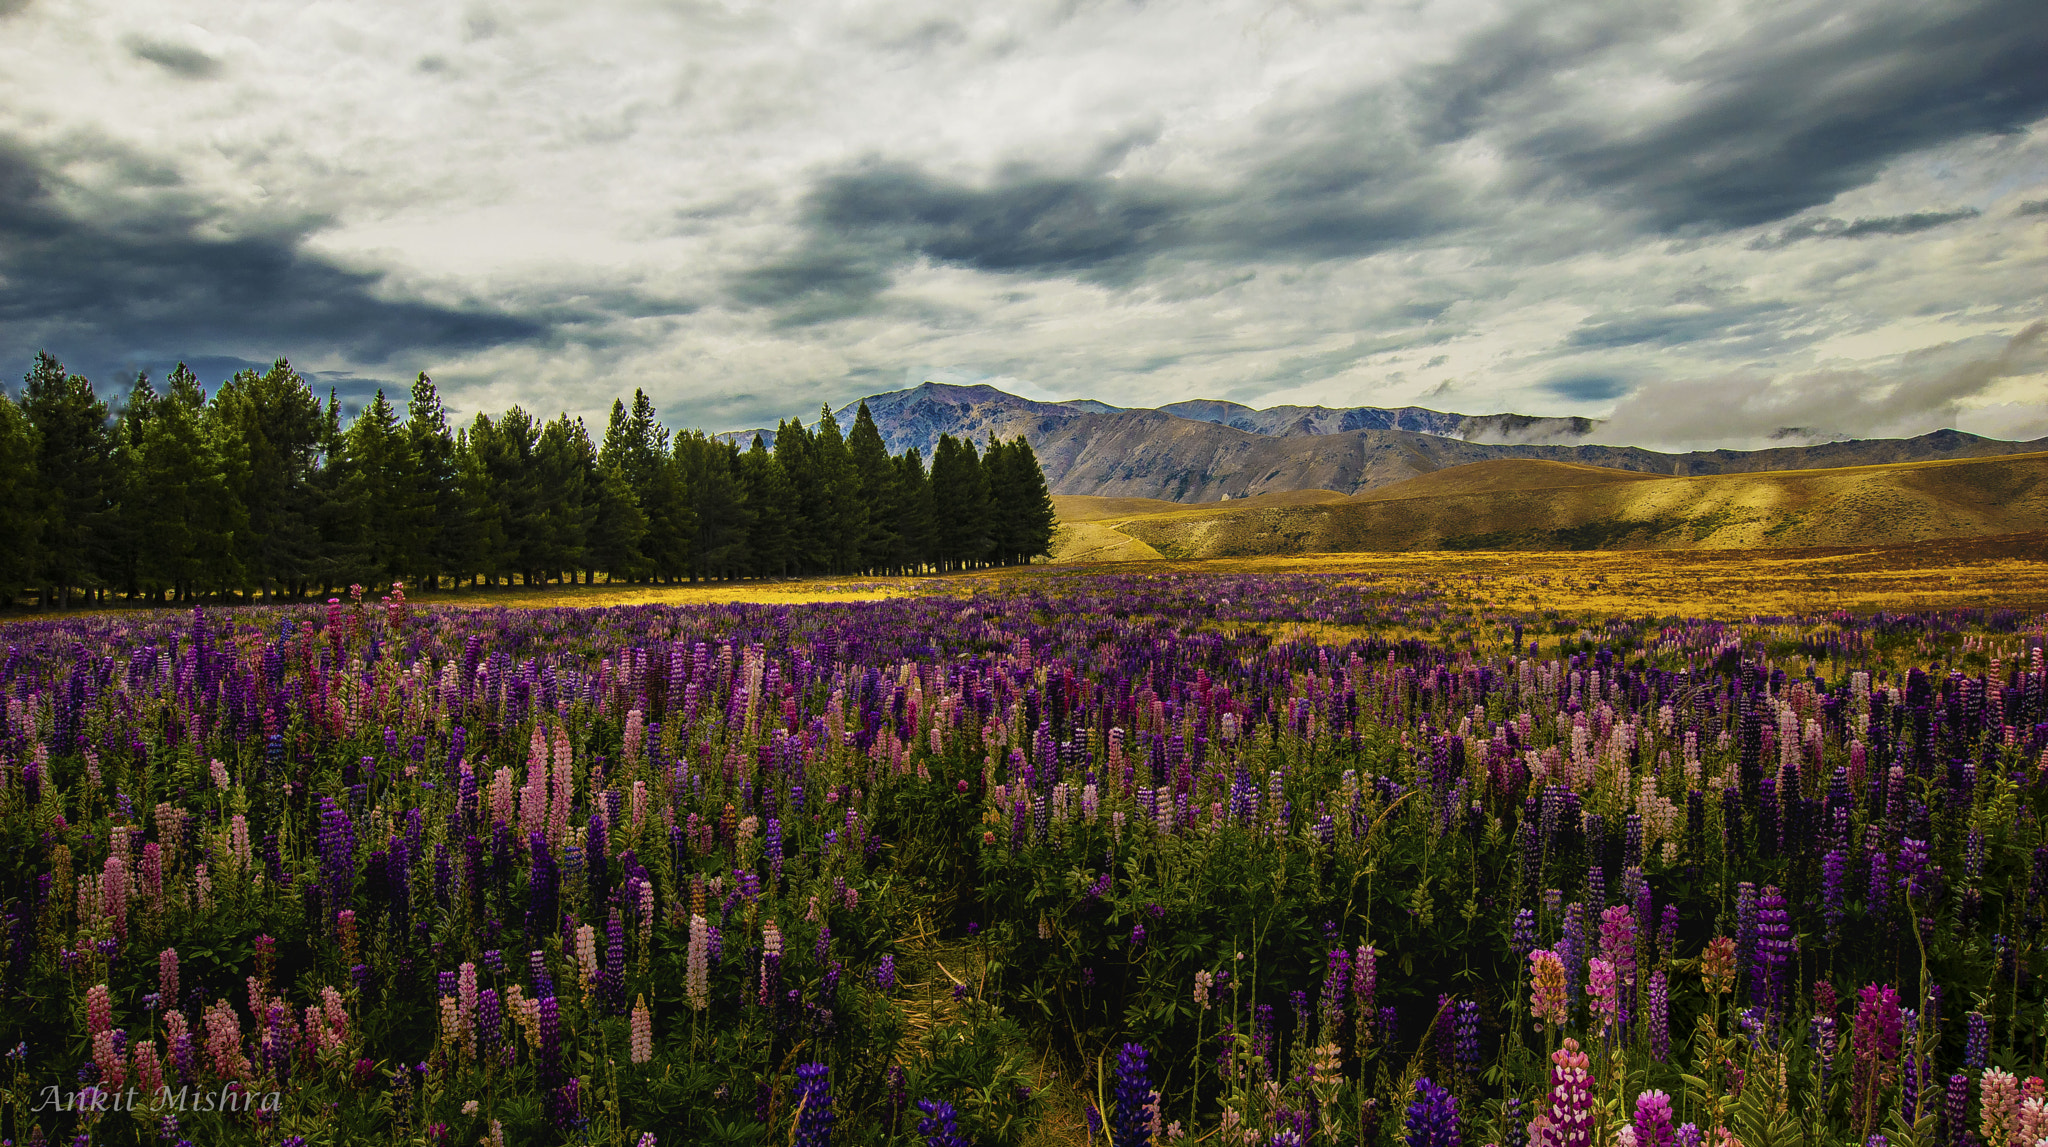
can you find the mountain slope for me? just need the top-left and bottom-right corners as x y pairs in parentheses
(1096, 453), (2048, 558)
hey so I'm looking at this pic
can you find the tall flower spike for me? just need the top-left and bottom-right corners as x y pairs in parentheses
(1112, 1043), (1154, 1147)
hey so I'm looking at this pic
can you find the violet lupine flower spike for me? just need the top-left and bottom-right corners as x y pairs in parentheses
(792, 1062), (833, 1147)
(1405, 1076), (1460, 1147)
(1111, 1043), (1153, 1147)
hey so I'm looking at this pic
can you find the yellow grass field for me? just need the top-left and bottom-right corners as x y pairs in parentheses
(986, 532), (2048, 617)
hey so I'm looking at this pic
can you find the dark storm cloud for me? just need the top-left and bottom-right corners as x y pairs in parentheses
(1543, 374), (1631, 402)
(1748, 209), (1981, 249)
(0, 134), (549, 387)
(733, 101), (1460, 320)
(1442, 0), (2048, 231)
(1565, 301), (1792, 349)
(123, 35), (222, 78)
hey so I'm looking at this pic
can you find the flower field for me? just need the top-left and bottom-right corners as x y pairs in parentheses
(0, 570), (2044, 1147)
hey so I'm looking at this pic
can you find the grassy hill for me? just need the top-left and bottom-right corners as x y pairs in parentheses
(1058, 452), (2048, 560)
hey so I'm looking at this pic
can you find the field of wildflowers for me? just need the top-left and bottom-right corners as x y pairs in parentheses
(0, 570), (2043, 1147)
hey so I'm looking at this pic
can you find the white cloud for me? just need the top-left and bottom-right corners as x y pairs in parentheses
(0, 0), (2041, 444)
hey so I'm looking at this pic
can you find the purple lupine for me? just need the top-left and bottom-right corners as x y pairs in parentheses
(1648, 969), (1670, 1059)
(793, 1063), (832, 1147)
(605, 911), (628, 1014)
(1633, 1089), (1676, 1147)
(1559, 904), (1588, 1013)
(1453, 1000), (1479, 1084)
(1822, 850), (1848, 946)
(538, 996), (567, 1127)
(875, 955), (896, 993)
(1111, 1043), (1153, 1147)
(1510, 909), (1536, 962)
(477, 989), (502, 1061)
(1944, 1073), (1968, 1147)
(1752, 886), (1794, 1019)
(1404, 1076), (1460, 1147)
(1319, 947), (1351, 1044)
(1964, 1012), (1989, 1069)
(915, 1099), (969, 1147)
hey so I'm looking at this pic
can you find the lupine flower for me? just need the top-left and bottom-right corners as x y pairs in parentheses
(1405, 1077), (1460, 1147)
(1529, 950), (1567, 1030)
(1965, 1012), (1990, 1069)
(1648, 970), (1670, 1060)
(1633, 1090), (1675, 1147)
(1112, 1043), (1154, 1147)
(1701, 937), (1736, 996)
(1194, 970), (1214, 1010)
(630, 995), (653, 1064)
(1982, 1068), (2020, 1147)
(916, 1099), (970, 1147)
(1532, 1039), (1593, 1147)
(1588, 958), (1619, 1036)
(793, 1062), (833, 1147)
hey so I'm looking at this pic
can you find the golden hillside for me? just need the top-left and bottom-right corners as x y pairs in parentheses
(1059, 452), (2048, 560)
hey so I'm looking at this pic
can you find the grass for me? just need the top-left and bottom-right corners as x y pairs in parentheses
(9, 535), (2044, 629)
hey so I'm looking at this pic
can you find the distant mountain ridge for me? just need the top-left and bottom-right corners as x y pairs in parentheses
(718, 381), (2048, 502)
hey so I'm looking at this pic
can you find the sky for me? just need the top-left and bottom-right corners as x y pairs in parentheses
(1, 0), (2045, 451)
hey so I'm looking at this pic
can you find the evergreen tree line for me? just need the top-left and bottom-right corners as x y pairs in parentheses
(0, 353), (1058, 607)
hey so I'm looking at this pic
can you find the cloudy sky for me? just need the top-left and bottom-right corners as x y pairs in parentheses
(2, 0), (2045, 450)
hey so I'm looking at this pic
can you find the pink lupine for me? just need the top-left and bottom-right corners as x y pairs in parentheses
(1588, 958), (1619, 1036)
(102, 854), (128, 938)
(459, 962), (479, 1029)
(576, 924), (599, 988)
(210, 758), (231, 789)
(2016, 1095), (2048, 1146)
(1982, 1068), (2020, 1147)
(87, 983), (113, 1036)
(630, 994), (653, 1063)
(686, 914), (711, 1011)
(549, 733), (575, 848)
(134, 1037), (165, 1096)
(93, 1028), (126, 1088)
(203, 1000), (251, 1078)
(491, 766), (517, 829)
(138, 843), (163, 911)
(623, 709), (645, 763)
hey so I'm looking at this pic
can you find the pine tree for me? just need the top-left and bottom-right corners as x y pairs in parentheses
(532, 414), (593, 584)
(136, 365), (242, 599)
(215, 359), (324, 598)
(739, 435), (796, 577)
(676, 431), (747, 580)
(405, 374), (464, 590)
(892, 446), (934, 575)
(985, 435), (1056, 565)
(1009, 434), (1058, 564)
(774, 418), (820, 574)
(108, 373), (156, 599)
(930, 434), (992, 571)
(846, 401), (900, 573)
(0, 388), (41, 604)
(21, 352), (116, 606)
(588, 456), (646, 582)
(343, 389), (410, 583)
(810, 405), (864, 574)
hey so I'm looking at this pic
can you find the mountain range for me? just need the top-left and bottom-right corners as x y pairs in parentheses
(720, 381), (2048, 502)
